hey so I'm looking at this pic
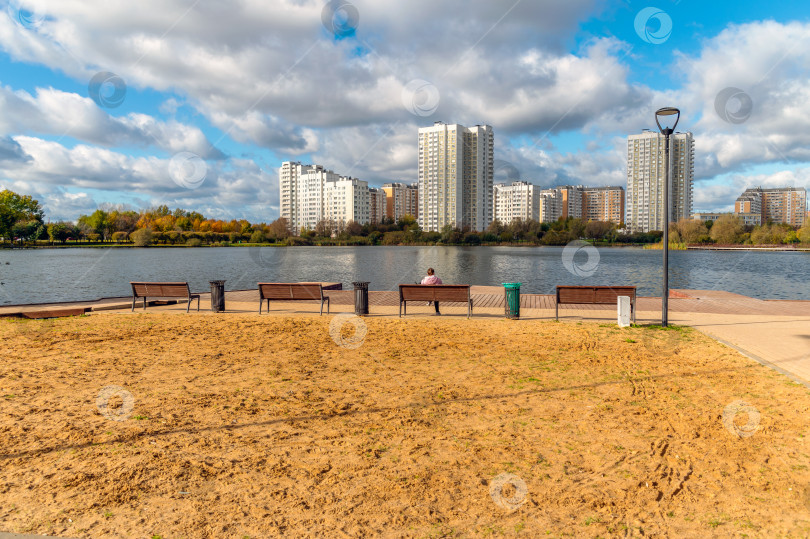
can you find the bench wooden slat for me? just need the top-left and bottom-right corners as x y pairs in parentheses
(257, 283), (329, 315)
(130, 282), (200, 312)
(556, 285), (636, 322)
(398, 284), (472, 318)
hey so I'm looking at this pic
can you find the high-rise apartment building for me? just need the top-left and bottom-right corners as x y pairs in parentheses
(279, 161), (371, 233)
(382, 182), (419, 221)
(417, 122), (493, 232)
(555, 186), (583, 220)
(538, 190), (560, 223)
(369, 187), (386, 225)
(493, 181), (540, 223)
(296, 164), (341, 232)
(734, 187), (806, 227)
(625, 130), (694, 232)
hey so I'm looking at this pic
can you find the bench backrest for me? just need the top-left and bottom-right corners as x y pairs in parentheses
(557, 285), (636, 305)
(131, 282), (191, 298)
(399, 284), (470, 302)
(258, 283), (323, 300)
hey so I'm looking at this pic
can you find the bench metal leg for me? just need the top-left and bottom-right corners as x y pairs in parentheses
(131, 296), (136, 312)
(555, 302), (558, 321)
(187, 297), (191, 313)
(143, 297), (147, 310)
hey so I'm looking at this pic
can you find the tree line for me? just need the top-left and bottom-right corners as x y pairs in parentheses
(1, 188), (809, 247)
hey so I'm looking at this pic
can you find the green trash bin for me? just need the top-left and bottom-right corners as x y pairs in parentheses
(503, 283), (521, 319)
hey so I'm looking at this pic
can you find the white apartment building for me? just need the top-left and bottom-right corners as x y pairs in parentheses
(626, 130), (694, 233)
(539, 190), (560, 222)
(279, 161), (371, 233)
(417, 122), (494, 232)
(493, 181), (540, 223)
(325, 177), (370, 230)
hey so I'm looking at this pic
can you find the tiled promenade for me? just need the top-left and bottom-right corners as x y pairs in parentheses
(2, 287), (808, 387)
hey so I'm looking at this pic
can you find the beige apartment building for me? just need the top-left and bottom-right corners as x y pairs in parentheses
(582, 186), (625, 224)
(369, 187), (386, 225)
(626, 130), (695, 232)
(382, 182), (418, 221)
(735, 187), (806, 227)
(531, 185), (624, 225)
(417, 122), (494, 232)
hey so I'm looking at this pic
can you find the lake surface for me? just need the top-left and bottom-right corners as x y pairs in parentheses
(0, 245), (808, 305)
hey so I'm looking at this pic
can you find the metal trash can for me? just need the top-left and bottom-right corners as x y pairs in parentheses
(503, 282), (521, 319)
(352, 281), (370, 316)
(209, 280), (226, 312)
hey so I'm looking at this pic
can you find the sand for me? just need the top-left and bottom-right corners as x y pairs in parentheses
(1, 312), (810, 537)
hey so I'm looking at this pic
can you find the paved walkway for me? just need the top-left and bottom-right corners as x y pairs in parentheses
(2, 287), (808, 387)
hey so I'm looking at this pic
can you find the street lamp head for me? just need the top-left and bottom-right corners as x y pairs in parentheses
(655, 107), (680, 134)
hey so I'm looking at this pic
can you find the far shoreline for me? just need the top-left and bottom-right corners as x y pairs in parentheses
(2, 243), (810, 251)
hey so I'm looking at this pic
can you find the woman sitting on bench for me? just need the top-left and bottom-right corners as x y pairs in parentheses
(420, 267), (443, 315)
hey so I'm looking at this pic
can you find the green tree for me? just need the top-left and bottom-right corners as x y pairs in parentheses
(710, 214), (745, 244)
(249, 229), (266, 243)
(0, 190), (44, 245)
(47, 222), (71, 244)
(12, 220), (43, 245)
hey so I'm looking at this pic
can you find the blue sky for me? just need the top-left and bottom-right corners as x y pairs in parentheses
(0, 0), (808, 222)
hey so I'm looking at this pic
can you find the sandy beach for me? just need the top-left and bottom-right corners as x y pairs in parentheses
(2, 312), (810, 537)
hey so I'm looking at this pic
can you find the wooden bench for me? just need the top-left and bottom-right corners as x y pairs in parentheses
(258, 283), (330, 315)
(130, 282), (200, 312)
(399, 284), (473, 318)
(555, 286), (636, 322)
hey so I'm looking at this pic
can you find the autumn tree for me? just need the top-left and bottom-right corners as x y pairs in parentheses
(709, 214), (745, 244)
(674, 218), (708, 244)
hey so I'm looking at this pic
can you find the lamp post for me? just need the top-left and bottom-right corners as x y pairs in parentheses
(654, 107), (680, 328)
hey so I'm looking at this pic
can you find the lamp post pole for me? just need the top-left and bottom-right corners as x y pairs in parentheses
(655, 107), (680, 328)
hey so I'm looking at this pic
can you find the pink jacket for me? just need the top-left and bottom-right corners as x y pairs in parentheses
(421, 275), (443, 285)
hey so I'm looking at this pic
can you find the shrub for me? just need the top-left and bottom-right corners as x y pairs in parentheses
(111, 231), (128, 243)
(249, 230), (266, 243)
(186, 238), (203, 247)
(129, 228), (153, 247)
